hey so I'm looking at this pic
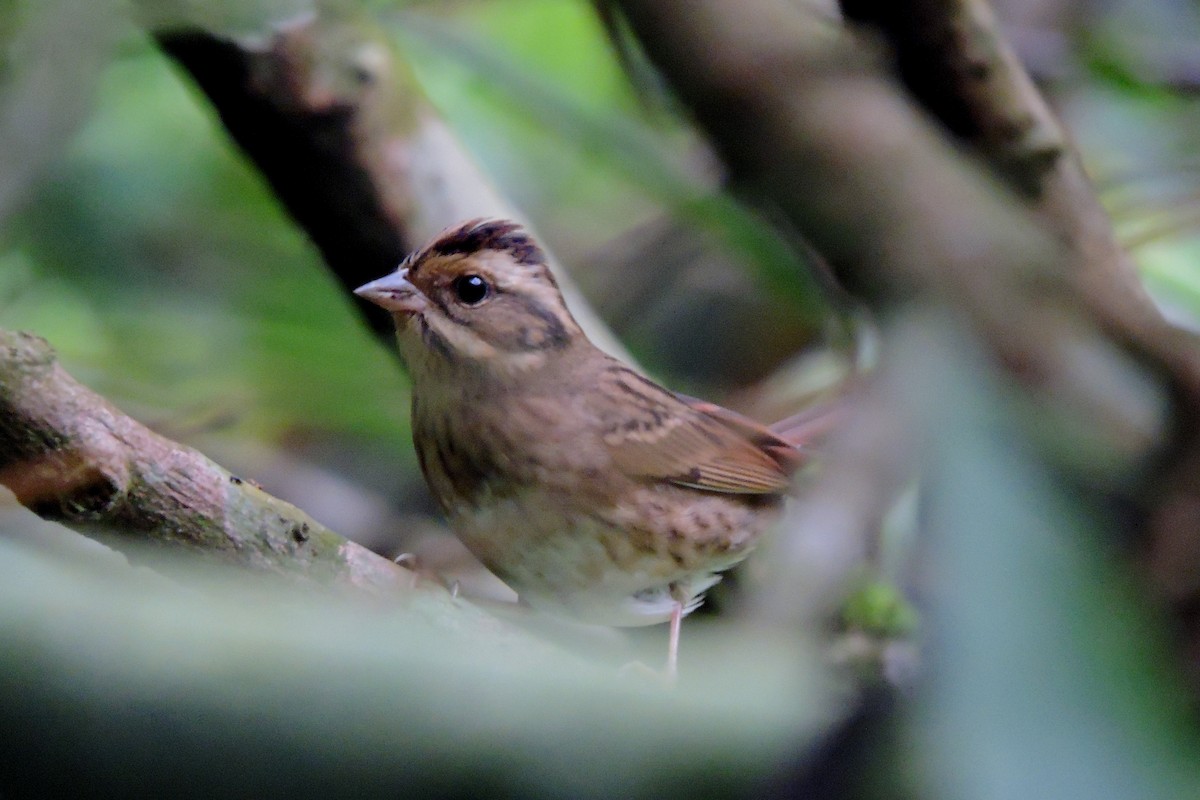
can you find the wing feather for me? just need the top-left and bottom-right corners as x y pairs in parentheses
(598, 371), (801, 495)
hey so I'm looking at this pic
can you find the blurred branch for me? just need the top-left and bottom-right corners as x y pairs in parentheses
(0, 328), (420, 595)
(838, 0), (1150, 307)
(828, 3), (1200, 409)
(156, 25), (412, 338)
(605, 0), (1200, 677)
(609, 0), (1184, 441)
(754, 367), (912, 626)
(152, 12), (633, 361)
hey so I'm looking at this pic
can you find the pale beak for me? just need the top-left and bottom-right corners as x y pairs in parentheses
(354, 269), (426, 315)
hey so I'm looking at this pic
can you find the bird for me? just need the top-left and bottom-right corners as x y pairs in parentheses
(355, 218), (808, 678)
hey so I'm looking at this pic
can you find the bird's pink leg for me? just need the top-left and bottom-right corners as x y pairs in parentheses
(666, 599), (682, 682)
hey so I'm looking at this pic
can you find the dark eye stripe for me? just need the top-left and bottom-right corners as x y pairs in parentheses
(515, 296), (570, 350)
(426, 288), (469, 325)
(423, 283), (569, 353)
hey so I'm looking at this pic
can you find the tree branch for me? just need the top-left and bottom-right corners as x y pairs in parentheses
(153, 13), (633, 361)
(839, 0), (1152, 316)
(155, 24), (416, 338)
(0, 328), (418, 595)
(607, 0), (1200, 678)
(610, 0), (1200, 435)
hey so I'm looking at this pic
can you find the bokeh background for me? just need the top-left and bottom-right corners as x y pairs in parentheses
(3, 0), (1200, 797)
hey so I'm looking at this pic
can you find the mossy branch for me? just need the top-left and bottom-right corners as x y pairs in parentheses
(0, 328), (420, 595)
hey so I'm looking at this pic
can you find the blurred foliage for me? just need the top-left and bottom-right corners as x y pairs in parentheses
(1063, 0), (1200, 329)
(0, 30), (412, 453)
(133, 0), (317, 37)
(841, 580), (918, 639)
(899, 316), (1200, 800)
(0, 524), (837, 798)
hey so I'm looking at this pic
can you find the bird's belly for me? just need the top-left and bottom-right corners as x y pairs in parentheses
(447, 490), (778, 627)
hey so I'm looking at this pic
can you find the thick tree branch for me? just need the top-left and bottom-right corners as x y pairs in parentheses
(154, 14), (633, 361)
(610, 0), (1183, 417)
(156, 25), (416, 338)
(0, 328), (419, 594)
(839, 0), (1150, 313)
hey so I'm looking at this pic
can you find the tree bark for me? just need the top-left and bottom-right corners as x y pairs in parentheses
(155, 16), (633, 361)
(0, 328), (418, 595)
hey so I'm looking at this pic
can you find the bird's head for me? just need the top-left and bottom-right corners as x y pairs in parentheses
(355, 219), (585, 378)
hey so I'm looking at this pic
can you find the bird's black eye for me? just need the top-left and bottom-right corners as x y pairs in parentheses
(452, 274), (490, 305)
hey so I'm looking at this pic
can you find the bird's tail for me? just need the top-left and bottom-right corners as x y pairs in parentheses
(769, 399), (848, 448)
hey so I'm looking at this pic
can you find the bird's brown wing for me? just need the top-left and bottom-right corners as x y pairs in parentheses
(597, 370), (801, 495)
